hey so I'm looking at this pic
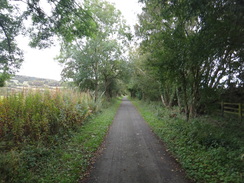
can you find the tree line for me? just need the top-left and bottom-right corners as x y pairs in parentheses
(1, 0), (243, 120)
(128, 0), (243, 120)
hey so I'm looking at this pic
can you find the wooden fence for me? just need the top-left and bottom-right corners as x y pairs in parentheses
(220, 102), (244, 121)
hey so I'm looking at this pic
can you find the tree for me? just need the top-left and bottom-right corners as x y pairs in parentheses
(23, 0), (97, 48)
(0, 0), (24, 85)
(0, 0), (97, 85)
(59, 37), (127, 99)
(127, 48), (160, 100)
(136, 0), (244, 119)
(58, 0), (131, 100)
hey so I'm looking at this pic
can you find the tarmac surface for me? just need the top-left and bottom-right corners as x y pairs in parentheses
(83, 98), (190, 183)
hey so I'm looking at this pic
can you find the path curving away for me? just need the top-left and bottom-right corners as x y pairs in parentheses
(82, 98), (190, 183)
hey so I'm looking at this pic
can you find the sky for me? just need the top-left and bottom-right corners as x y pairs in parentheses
(16, 0), (143, 81)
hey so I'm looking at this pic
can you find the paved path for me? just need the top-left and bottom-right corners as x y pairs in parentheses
(83, 98), (190, 183)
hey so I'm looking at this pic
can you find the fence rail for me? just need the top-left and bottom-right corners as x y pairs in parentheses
(221, 102), (244, 121)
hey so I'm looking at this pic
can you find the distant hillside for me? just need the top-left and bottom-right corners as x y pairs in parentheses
(6, 75), (61, 88)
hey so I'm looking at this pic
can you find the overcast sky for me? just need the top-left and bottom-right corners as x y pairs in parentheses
(16, 0), (142, 81)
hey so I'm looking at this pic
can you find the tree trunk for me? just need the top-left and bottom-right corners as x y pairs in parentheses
(189, 72), (200, 118)
(94, 56), (99, 102)
(181, 72), (190, 121)
(104, 76), (112, 99)
(176, 88), (181, 108)
(183, 90), (190, 121)
(169, 88), (176, 108)
(94, 81), (98, 102)
(160, 94), (166, 106)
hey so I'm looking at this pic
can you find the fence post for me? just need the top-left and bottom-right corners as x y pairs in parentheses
(239, 103), (242, 122)
(221, 101), (224, 117)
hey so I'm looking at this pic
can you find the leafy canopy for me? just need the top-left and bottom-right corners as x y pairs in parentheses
(58, 0), (131, 99)
(133, 0), (243, 118)
(0, 0), (97, 85)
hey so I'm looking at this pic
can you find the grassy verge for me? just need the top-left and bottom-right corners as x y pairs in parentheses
(131, 99), (244, 183)
(0, 90), (121, 183)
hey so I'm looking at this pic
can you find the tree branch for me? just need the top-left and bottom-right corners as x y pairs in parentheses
(0, 21), (12, 56)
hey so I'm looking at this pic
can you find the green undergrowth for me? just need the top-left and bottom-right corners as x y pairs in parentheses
(0, 89), (95, 145)
(0, 92), (121, 183)
(132, 99), (244, 183)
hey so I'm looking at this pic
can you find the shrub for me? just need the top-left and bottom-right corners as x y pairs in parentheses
(132, 99), (244, 183)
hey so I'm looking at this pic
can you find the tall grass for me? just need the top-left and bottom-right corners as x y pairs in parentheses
(0, 89), (93, 146)
(0, 89), (121, 183)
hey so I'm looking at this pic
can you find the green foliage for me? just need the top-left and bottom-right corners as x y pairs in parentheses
(0, 0), (97, 85)
(58, 0), (130, 99)
(0, 89), (93, 145)
(132, 99), (244, 183)
(19, 0), (97, 48)
(0, 73), (10, 87)
(128, 49), (160, 100)
(0, 0), (24, 79)
(135, 0), (244, 118)
(0, 91), (121, 182)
